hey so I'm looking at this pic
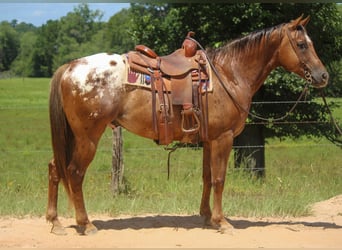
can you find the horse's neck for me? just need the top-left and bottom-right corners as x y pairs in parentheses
(227, 37), (281, 95)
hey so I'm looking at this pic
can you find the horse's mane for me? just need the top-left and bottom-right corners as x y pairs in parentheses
(207, 23), (285, 60)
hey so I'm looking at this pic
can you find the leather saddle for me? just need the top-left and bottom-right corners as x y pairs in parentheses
(128, 45), (201, 77)
(126, 32), (209, 145)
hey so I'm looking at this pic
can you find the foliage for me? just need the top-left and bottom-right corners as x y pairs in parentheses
(105, 8), (135, 54)
(130, 3), (175, 54)
(31, 20), (59, 77)
(304, 4), (342, 97)
(52, 4), (104, 71)
(0, 20), (37, 73)
(10, 32), (37, 77)
(0, 21), (20, 71)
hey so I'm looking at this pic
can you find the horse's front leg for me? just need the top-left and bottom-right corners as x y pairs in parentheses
(210, 130), (234, 233)
(200, 142), (212, 226)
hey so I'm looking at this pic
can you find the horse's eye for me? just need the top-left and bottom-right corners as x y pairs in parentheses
(297, 42), (307, 50)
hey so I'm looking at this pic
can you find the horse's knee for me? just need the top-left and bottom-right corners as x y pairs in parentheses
(212, 178), (225, 192)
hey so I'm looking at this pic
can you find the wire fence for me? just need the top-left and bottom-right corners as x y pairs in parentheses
(0, 101), (340, 180)
(1, 99), (341, 153)
(0, 99), (342, 149)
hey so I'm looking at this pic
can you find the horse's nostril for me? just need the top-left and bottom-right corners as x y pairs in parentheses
(322, 72), (328, 80)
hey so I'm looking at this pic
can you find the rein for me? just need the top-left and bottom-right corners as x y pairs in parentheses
(320, 91), (342, 141)
(186, 36), (311, 122)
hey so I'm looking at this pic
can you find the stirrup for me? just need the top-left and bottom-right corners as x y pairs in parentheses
(181, 108), (200, 134)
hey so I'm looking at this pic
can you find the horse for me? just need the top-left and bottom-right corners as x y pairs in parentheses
(47, 16), (328, 235)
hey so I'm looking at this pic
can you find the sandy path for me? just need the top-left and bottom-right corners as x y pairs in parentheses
(1, 195), (341, 248)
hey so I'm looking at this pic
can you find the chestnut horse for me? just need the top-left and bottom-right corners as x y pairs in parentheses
(47, 16), (328, 235)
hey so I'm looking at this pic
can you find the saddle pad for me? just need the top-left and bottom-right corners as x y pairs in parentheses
(122, 54), (213, 93)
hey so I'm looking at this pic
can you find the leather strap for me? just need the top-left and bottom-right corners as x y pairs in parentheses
(153, 69), (174, 145)
(285, 27), (310, 72)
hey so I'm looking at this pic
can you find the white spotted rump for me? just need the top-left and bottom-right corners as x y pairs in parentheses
(63, 53), (126, 97)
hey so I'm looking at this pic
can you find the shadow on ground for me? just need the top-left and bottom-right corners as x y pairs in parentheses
(90, 215), (342, 231)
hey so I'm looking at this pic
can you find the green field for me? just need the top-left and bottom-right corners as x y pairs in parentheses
(0, 78), (341, 218)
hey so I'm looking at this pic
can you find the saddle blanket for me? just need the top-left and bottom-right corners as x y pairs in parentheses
(122, 55), (213, 93)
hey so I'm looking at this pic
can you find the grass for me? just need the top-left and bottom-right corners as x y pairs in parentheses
(0, 77), (341, 219)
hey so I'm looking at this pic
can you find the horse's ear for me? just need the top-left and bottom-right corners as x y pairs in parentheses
(289, 14), (304, 30)
(300, 15), (310, 27)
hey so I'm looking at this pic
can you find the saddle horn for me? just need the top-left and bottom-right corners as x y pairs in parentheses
(182, 31), (197, 57)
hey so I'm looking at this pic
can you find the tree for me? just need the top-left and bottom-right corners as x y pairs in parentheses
(7, 4), (137, 77)
(59, 3), (103, 45)
(105, 8), (135, 54)
(12, 20), (36, 34)
(130, 3), (179, 54)
(53, 3), (104, 69)
(10, 31), (37, 77)
(31, 20), (59, 77)
(0, 21), (20, 71)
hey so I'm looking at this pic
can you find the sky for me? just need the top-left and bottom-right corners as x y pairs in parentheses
(0, 3), (130, 27)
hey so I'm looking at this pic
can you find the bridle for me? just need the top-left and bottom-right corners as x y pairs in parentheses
(285, 26), (313, 85)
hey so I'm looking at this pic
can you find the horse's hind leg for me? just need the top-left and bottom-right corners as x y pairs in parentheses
(46, 159), (67, 235)
(67, 137), (98, 235)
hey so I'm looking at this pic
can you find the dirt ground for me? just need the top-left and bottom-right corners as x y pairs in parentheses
(0, 195), (341, 248)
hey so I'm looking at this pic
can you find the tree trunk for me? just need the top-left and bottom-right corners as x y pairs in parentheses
(233, 124), (265, 177)
(111, 126), (124, 195)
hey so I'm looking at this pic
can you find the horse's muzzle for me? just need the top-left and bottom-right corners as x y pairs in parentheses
(311, 70), (329, 88)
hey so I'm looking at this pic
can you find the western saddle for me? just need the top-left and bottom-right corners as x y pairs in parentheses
(127, 32), (210, 145)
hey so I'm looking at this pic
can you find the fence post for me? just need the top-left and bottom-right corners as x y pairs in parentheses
(233, 124), (265, 177)
(111, 126), (124, 195)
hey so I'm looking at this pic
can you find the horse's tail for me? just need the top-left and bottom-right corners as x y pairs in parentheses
(49, 64), (73, 198)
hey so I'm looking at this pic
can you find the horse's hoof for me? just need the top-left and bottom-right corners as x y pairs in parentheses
(202, 216), (212, 227)
(218, 226), (233, 234)
(218, 221), (234, 235)
(84, 223), (98, 235)
(51, 225), (67, 235)
(209, 217), (234, 234)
